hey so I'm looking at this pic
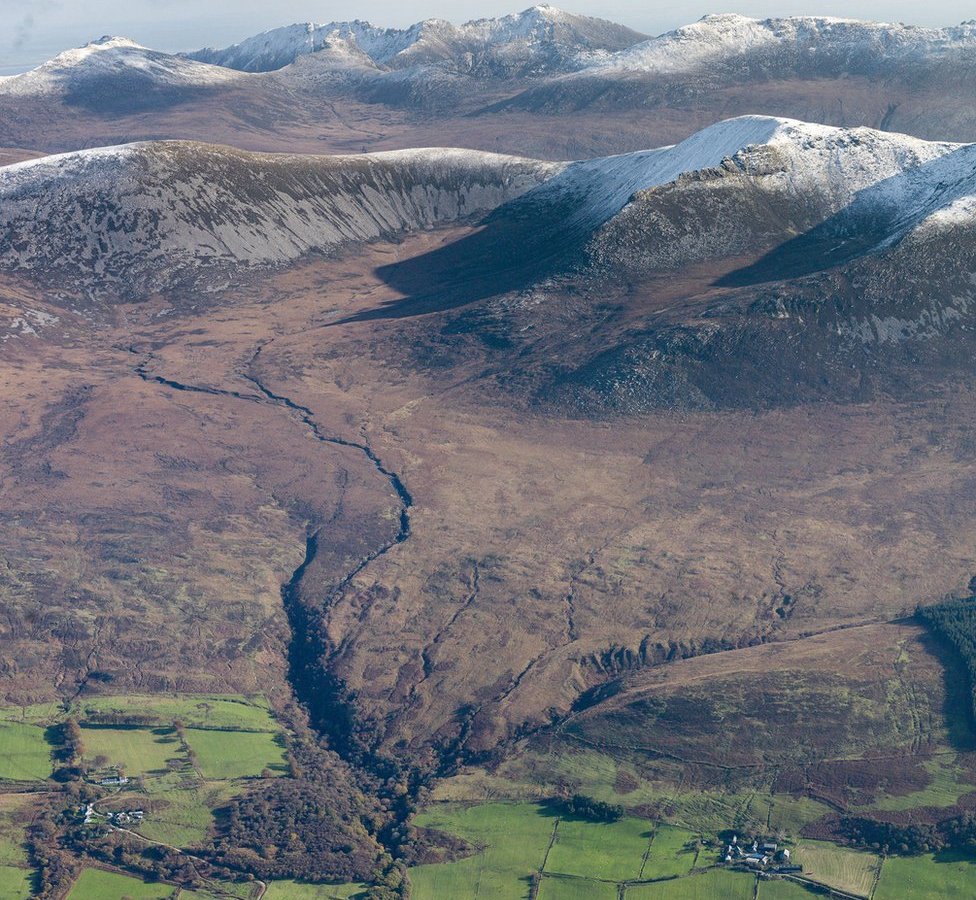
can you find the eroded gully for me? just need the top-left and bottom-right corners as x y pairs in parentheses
(131, 349), (412, 766)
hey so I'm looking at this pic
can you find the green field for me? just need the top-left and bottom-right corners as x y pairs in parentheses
(81, 725), (184, 776)
(758, 878), (823, 898)
(793, 839), (879, 896)
(876, 850), (976, 899)
(133, 781), (236, 847)
(185, 728), (287, 779)
(538, 874), (619, 899)
(0, 703), (63, 725)
(0, 721), (52, 780)
(264, 881), (368, 898)
(0, 864), (32, 899)
(544, 815), (650, 880)
(410, 803), (556, 900)
(625, 869), (756, 898)
(0, 794), (31, 866)
(80, 695), (279, 731)
(180, 882), (262, 900)
(67, 867), (177, 899)
(641, 825), (699, 879)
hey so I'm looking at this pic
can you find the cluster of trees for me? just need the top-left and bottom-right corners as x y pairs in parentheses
(80, 710), (156, 727)
(51, 718), (86, 782)
(840, 810), (976, 855)
(25, 800), (79, 898)
(917, 595), (976, 721)
(213, 777), (384, 882)
(559, 795), (624, 822)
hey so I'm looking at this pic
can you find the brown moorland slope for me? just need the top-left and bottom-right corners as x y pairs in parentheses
(5, 227), (972, 763)
(3, 123), (976, 887)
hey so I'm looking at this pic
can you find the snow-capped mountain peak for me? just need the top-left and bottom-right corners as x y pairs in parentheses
(187, 6), (647, 74)
(587, 13), (976, 74)
(0, 34), (242, 97)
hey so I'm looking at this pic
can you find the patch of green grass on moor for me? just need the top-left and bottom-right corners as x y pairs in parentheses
(792, 839), (879, 896)
(868, 755), (976, 812)
(0, 795), (32, 866)
(876, 849), (976, 899)
(80, 695), (279, 731)
(134, 781), (237, 848)
(0, 721), (53, 780)
(0, 864), (32, 899)
(757, 878), (824, 898)
(184, 728), (287, 780)
(766, 795), (835, 835)
(641, 824), (700, 879)
(543, 815), (650, 880)
(263, 880), (369, 898)
(0, 703), (64, 725)
(410, 802), (555, 900)
(80, 725), (184, 776)
(625, 868), (755, 898)
(537, 874), (619, 899)
(67, 867), (176, 899)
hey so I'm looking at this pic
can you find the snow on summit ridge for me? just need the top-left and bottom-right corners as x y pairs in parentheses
(590, 13), (976, 73)
(187, 6), (647, 73)
(0, 34), (241, 96)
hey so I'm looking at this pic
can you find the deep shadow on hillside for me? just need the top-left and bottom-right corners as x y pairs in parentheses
(718, 145), (976, 287)
(341, 193), (592, 323)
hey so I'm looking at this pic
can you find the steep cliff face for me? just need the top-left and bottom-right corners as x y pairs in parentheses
(0, 142), (559, 300)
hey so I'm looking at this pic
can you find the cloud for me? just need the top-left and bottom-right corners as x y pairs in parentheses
(5, 0), (61, 52)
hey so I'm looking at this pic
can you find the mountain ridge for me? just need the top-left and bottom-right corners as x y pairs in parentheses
(0, 141), (558, 299)
(186, 5), (648, 74)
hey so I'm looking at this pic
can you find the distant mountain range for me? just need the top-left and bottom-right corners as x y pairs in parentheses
(8, 8), (976, 158)
(186, 5), (647, 75)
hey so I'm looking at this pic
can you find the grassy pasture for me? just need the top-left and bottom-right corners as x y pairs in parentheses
(264, 881), (368, 898)
(0, 794), (32, 866)
(543, 815), (650, 880)
(80, 694), (279, 731)
(538, 874), (619, 899)
(876, 850), (976, 899)
(641, 825), (699, 879)
(625, 868), (756, 898)
(0, 721), (52, 780)
(758, 879), (823, 898)
(792, 839), (879, 897)
(410, 802), (555, 900)
(180, 883), (262, 900)
(185, 727), (287, 779)
(67, 867), (176, 898)
(133, 781), (236, 848)
(0, 864), (32, 899)
(80, 725), (183, 776)
(0, 703), (63, 724)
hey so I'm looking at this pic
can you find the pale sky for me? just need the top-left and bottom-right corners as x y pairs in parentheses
(2, 0), (974, 74)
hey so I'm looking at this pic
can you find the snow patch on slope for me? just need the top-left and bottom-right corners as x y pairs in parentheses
(0, 35), (243, 96)
(589, 13), (976, 74)
(0, 142), (560, 297)
(508, 116), (838, 231)
(188, 5), (645, 73)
